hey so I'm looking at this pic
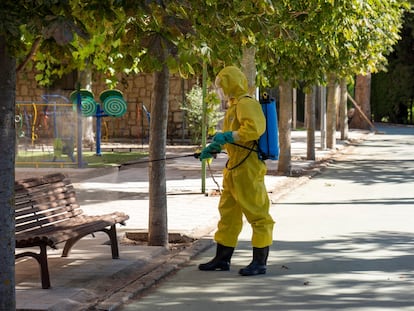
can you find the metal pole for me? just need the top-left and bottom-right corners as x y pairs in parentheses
(96, 104), (102, 156)
(201, 62), (207, 193)
(76, 83), (83, 168)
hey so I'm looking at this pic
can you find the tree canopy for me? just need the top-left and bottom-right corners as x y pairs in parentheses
(256, 0), (410, 89)
(371, 11), (414, 124)
(10, 0), (410, 90)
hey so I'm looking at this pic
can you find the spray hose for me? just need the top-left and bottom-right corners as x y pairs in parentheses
(120, 153), (201, 167)
(119, 151), (222, 193)
(119, 141), (255, 168)
(118, 142), (256, 192)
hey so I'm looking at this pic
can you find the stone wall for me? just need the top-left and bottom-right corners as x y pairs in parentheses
(16, 70), (196, 142)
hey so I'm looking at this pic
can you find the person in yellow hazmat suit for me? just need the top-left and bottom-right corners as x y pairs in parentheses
(198, 66), (275, 276)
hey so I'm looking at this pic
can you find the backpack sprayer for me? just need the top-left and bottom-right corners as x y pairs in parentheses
(257, 92), (279, 160)
(207, 92), (279, 162)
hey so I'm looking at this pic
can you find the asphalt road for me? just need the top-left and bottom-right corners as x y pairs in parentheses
(120, 124), (414, 311)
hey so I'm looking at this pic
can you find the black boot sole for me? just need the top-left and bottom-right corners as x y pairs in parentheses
(199, 261), (230, 271)
(239, 266), (266, 276)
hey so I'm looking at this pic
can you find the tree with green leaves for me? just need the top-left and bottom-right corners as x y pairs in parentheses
(371, 11), (414, 124)
(1, 2), (82, 308)
(117, 1), (196, 246)
(0, 1), (117, 308)
(0, 35), (17, 311)
(116, 0), (282, 246)
(29, 2), (127, 145)
(254, 0), (410, 171)
(349, 1), (410, 129)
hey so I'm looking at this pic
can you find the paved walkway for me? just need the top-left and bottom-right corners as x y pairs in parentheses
(14, 129), (370, 311)
(120, 124), (414, 311)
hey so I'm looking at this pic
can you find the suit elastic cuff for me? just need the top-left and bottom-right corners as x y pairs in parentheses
(232, 131), (239, 142)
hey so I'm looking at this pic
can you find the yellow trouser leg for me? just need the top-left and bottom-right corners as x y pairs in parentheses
(236, 157), (274, 247)
(214, 172), (243, 247)
(214, 161), (274, 248)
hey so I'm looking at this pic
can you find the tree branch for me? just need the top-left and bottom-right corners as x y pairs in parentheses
(16, 37), (41, 73)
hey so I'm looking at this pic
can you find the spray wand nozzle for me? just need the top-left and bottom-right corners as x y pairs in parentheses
(193, 151), (219, 159)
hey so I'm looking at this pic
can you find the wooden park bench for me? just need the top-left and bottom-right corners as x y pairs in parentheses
(14, 173), (129, 289)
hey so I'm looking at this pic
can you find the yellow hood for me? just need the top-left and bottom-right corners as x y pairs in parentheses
(215, 66), (249, 100)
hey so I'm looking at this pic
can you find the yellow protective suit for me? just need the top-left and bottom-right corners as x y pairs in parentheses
(214, 66), (275, 248)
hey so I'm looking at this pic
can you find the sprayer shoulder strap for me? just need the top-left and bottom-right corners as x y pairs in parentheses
(237, 94), (253, 102)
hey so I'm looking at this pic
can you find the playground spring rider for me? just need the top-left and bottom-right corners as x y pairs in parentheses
(70, 89), (128, 156)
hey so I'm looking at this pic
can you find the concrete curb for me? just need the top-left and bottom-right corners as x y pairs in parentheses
(92, 239), (215, 311)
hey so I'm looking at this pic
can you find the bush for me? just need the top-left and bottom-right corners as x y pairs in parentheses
(181, 85), (223, 145)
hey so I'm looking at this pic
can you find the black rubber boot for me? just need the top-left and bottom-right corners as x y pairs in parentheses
(239, 246), (269, 276)
(198, 243), (234, 271)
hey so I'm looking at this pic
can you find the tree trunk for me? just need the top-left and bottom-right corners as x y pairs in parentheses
(319, 85), (327, 150)
(350, 73), (372, 130)
(306, 87), (316, 160)
(148, 62), (169, 247)
(326, 74), (340, 149)
(292, 88), (297, 130)
(278, 79), (292, 175)
(241, 47), (257, 96)
(339, 78), (349, 140)
(0, 35), (16, 311)
(79, 68), (95, 148)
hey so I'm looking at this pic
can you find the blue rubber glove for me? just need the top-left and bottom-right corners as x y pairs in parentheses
(213, 131), (234, 145)
(199, 142), (222, 161)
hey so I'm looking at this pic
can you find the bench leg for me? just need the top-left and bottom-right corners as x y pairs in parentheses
(105, 224), (120, 259)
(62, 237), (79, 257)
(15, 244), (51, 289)
(62, 225), (120, 259)
(38, 244), (51, 289)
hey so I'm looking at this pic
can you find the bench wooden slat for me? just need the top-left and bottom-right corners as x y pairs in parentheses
(16, 212), (128, 249)
(16, 195), (78, 214)
(14, 173), (129, 289)
(15, 179), (72, 195)
(16, 208), (84, 233)
(15, 204), (80, 222)
(15, 185), (74, 203)
(15, 183), (75, 206)
(14, 173), (67, 190)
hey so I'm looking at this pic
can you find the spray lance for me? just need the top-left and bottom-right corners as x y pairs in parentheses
(119, 149), (222, 191)
(119, 150), (217, 168)
(120, 91), (279, 166)
(119, 91), (279, 189)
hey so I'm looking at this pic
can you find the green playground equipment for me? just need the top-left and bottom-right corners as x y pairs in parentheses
(70, 89), (128, 155)
(70, 90), (97, 117)
(99, 89), (127, 117)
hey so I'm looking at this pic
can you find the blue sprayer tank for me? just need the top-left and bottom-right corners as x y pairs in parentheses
(258, 93), (279, 160)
